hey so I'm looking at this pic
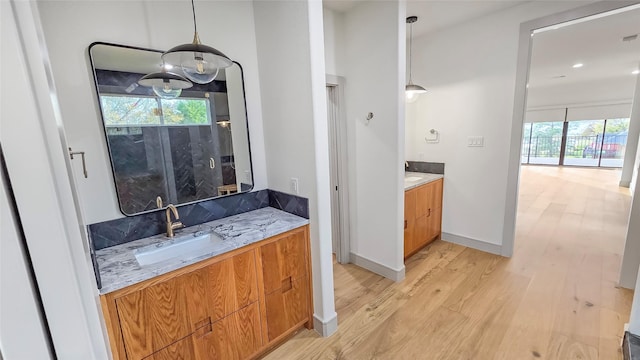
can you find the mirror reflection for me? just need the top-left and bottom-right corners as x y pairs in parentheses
(89, 43), (253, 216)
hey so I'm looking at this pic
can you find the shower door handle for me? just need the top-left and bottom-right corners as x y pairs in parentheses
(69, 147), (88, 178)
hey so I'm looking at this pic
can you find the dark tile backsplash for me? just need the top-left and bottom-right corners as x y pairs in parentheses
(406, 161), (445, 174)
(269, 190), (309, 219)
(89, 189), (309, 250)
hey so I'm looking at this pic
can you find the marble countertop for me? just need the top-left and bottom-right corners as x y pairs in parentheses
(96, 207), (309, 294)
(404, 172), (444, 190)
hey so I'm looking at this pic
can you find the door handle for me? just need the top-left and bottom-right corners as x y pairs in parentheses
(69, 147), (88, 178)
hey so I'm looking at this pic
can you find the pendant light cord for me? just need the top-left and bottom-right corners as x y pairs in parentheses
(408, 22), (413, 83)
(191, 0), (197, 34)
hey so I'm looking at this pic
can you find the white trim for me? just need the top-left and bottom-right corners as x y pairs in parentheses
(503, 0), (640, 258)
(350, 252), (406, 282)
(313, 313), (338, 337)
(326, 75), (351, 265)
(441, 232), (502, 256)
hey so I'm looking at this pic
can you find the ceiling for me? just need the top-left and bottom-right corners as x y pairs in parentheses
(324, 0), (530, 37)
(528, 6), (640, 89)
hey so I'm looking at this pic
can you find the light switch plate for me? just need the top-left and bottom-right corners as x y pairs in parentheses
(468, 136), (484, 147)
(290, 178), (299, 194)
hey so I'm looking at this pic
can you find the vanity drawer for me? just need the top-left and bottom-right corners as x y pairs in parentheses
(260, 229), (307, 295)
(264, 277), (310, 341)
(115, 250), (258, 359)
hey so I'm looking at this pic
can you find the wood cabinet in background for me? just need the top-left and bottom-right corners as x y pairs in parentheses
(404, 179), (443, 259)
(100, 226), (313, 360)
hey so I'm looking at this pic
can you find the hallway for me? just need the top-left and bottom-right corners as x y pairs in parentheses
(264, 166), (633, 360)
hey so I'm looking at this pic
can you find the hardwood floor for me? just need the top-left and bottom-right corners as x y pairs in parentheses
(263, 166), (633, 360)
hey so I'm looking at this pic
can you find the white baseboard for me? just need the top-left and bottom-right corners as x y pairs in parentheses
(441, 232), (503, 256)
(313, 312), (338, 337)
(349, 253), (405, 282)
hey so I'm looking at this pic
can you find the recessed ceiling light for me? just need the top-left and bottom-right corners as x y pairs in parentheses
(572, 63), (584, 68)
(633, 69), (640, 75)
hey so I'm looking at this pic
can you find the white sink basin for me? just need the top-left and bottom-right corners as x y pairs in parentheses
(405, 176), (423, 182)
(134, 232), (224, 267)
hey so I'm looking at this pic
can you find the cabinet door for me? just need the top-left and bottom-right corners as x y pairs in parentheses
(264, 277), (309, 341)
(117, 271), (208, 360)
(194, 302), (262, 360)
(414, 215), (430, 250)
(404, 189), (417, 258)
(260, 230), (307, 294)
(431, 179), (443, 210)
(415, 184), (432, 218)
(116, 251), (258, 360)
(205, 250), (258, 322)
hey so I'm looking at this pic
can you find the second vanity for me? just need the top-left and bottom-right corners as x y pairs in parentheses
(97, 207), (313, 360)
(404, 172), (444, 259)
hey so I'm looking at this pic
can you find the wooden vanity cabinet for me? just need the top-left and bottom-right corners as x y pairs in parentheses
(404, 179), (443, 259)
(100, 226), (313, 360)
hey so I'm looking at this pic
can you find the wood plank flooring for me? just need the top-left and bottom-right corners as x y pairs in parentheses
(262, 166), (633, 360)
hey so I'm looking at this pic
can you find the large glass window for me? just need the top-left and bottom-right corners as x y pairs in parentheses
(521, 118), (630, 168)
(563, 119), (604, 167)
(600, 119), (629, 167)
(100, 95), (211, 126)
(524, 121), (564, 165)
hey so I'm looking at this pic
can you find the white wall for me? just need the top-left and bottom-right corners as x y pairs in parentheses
(405, 1), (594, 249)
(323, 7), (345, 77)
(36, 0), (268, 224)
(628, 265), (640, 334)
(342, 1), (406, 279)
(622, 74), (640, 188)
(252, 0), (337, 335)
(527, 76), (636, 109)
(620, 175), (640, 289)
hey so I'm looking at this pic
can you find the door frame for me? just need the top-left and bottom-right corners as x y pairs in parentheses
(503, 0), (640, 257)
(326, 75), (351, 264)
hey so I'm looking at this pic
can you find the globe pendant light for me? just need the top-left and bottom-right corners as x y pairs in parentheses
(162, 0), (233, 84)
(406, 16), (427, 102)
(138, 68), (193, 99)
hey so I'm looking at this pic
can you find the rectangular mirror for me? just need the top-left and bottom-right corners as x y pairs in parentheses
(89, 42), (253, 216)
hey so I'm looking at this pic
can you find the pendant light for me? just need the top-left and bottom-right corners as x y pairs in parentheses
(138, 67), (193, 99)
(406, 16), (427, 102)
(162, 0), (233, 84)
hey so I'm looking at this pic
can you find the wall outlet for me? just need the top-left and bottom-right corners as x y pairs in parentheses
(468, 136), (484, 147)
(290, 178), (299, 194)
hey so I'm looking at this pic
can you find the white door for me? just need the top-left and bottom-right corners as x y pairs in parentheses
(0, 153), (54, 359)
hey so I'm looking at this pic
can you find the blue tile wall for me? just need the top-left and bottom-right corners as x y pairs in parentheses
(89, 189), (309, 250)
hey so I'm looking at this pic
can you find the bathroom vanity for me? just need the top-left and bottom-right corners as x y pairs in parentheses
(404, 172), (444, 258)
(98, 208), (313, 360)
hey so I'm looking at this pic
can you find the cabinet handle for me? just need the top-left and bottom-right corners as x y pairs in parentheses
(194, 317), (212, 338)
(428, 208), (432, 217)
(282, 276), (292, 292)
(209, 158), (215, 169)
(404, 220), (407, 229)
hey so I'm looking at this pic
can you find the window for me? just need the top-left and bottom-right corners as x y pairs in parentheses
(100, 95), (211, 126)
(521, 118), (630, 168)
